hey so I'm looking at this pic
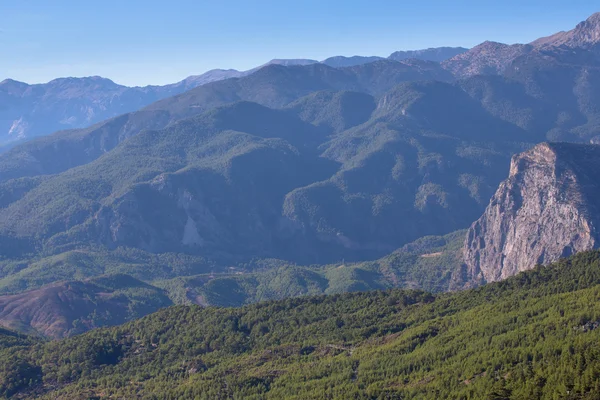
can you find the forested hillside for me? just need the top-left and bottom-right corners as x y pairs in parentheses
(2, 250), (600, 399)
(0, 231), (464, 338)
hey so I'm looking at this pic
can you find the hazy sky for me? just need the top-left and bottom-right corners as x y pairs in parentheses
(1, 0), (598, 86)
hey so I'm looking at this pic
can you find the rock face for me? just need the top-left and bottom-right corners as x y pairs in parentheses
(464, 142), (600, 283)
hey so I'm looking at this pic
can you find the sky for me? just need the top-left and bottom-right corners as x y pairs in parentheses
(1, 0), (598, 86)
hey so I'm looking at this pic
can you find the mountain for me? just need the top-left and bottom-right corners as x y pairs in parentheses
(388, 46), (468, 62)
(0, 60), (454, 184)
(442, 41), (532, 78)
(0, 79), (527, 265)
(322, 47), (469, 68)
(0, 76), (189, 148)
(3, 250), (600, 398)
(284, 90), (377, 133)
(169, 69), (245, 91)
(464, 142), (600, 284)
(6, 12), (600, 342)
(259, 58), (319, 67)
(0, 274), (171, 338)
(280, 80), (526, 262)
(0, 46), (466, 147)
(531, 12), (600, 49)
(8, 54), (600, 300)
(321, 55), (385, 67)
(0, 60), (326, 148)
(443, 13), (600, 79)
(456, 50), (600, 144)
(7, 10), (600, 149)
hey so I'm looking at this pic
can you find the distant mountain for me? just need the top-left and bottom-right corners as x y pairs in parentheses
(323, 47), (469, 67)
(260, 58), (319, 67)
(0, 76), (189, 148)
(321, 55), (385, 67)
(443, 13), (600, 78)
(0, 55), (438, 147)
(0, 60), (453, 184)
(8, 11), (600, 149)
(442, 41), (532, 78)
(531, 12), (600, 49)
(464, 142), (600, 284)
(389, 46), (468, 62)
(169, 69), (245, 91)
(4, 48), (600, 267)
(0, 81), (525, 264)
(243, 58), (319, 75)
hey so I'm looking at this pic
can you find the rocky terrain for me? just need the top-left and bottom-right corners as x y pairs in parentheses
(464, 142), (600, 283)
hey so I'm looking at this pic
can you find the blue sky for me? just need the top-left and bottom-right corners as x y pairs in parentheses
(1, 0), (598, 86)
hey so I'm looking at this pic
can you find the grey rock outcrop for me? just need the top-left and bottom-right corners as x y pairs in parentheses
(464, 142), (600, 283)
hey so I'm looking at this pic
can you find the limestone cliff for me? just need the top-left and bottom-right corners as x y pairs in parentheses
(464, 142), (600, 283)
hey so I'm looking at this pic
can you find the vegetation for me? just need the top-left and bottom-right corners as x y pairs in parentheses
(0, 273), (173, 338)
(2, 250), (600, 398)
(0, 230), (463, 300)
(0, 232), (463, 338)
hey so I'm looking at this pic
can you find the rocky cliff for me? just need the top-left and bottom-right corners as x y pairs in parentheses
(464, 142), (600, 283)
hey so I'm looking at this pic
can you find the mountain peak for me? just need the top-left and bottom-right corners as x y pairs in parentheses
(584, 11), (600, 25)
(442, 41), (530, 78)
(0, 78), (26, 86)
(264, 59), (319, 67)
(0, 79), (30, 96)
(532, 12), (600, 49)
(388, 47), (468, 62)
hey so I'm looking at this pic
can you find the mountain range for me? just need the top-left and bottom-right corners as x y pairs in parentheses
(0, 48), (467, 148)
(2, 12), (600, 341)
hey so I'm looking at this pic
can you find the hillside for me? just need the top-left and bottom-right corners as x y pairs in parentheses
(0, 84), (527, 264)
(0, 230), (464, 339)
(0, 274), (172, 338)
(2, 250), (600, 399)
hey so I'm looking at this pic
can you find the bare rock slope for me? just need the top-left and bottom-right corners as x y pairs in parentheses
(464, 142), (600, 283)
